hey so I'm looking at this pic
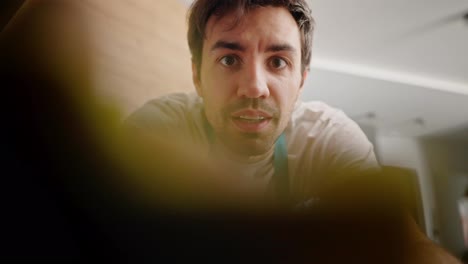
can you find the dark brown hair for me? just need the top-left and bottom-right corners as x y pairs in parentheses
(187, 0), (315, 74)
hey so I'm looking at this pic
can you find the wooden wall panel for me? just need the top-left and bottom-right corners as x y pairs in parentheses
(77, 0), (193, 116)
(14, 0), (193, 116)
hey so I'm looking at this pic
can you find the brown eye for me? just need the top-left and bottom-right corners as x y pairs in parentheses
(220, 55), (238, 67)
(270, 57), (287, 69)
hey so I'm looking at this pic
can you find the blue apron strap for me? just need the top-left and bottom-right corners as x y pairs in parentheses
(273, 133), (289, 203)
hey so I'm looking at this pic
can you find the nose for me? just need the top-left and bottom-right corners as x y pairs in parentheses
(236, 62), (270, 99)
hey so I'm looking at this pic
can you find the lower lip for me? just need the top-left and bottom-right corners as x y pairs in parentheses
(231, 118), (271, 133)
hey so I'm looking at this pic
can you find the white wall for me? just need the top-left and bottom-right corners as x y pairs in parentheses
(375, 135), (436, 240)
(423, 139), (468, 256)
(440, 173), (468, 255)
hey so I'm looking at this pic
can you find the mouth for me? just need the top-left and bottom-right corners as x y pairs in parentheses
(230, 110), (273, 132)
(233, 115), (267, 122)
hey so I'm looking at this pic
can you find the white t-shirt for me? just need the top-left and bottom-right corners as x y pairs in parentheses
(125, 93), (379, 203)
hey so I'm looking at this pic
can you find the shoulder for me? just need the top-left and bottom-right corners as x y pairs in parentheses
(289, 100), (359, 136)
(129, 92), (201, 120)
(288, 101), (378, 172)
(124, 92), (203, 130)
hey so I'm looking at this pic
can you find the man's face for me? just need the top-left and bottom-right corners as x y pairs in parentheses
(193, 6), (307, 156)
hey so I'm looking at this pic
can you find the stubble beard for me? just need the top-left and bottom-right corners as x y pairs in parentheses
(218, 120), (279, 156)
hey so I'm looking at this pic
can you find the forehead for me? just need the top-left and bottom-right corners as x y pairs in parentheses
(204, 6), (301, 51)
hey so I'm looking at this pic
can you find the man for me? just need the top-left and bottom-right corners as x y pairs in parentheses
(125, 0), (378, 205)
(123, 1), (464, 262)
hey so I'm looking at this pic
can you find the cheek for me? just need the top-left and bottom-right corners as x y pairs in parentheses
(201, 82), (226, 119)
(270, 77), (301, 106)
(204, 75), (237, 102)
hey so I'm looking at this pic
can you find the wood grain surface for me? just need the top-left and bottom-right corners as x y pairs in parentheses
(78, 0), (193, 116)
(12, 0), (193, 116)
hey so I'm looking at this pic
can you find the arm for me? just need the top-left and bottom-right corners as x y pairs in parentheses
(312, 114), (460, 263)
(401, 213), (461, 264)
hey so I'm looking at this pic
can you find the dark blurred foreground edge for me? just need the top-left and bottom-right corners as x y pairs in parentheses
(0, 48), (414, 261)
(1, 2), (415, 263)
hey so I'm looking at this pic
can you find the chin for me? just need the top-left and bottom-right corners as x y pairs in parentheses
(231, 138), (274, 156)
(218, 127), (278, 156)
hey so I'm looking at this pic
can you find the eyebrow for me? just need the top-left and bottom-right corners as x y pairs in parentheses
(266, 43), (297, 53)
(210, 41), (297, 54)
(210, 41), (246, 52)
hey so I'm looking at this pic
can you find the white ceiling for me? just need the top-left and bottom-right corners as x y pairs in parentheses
(309, 0), (468, 84)
(306, 0), (468, 137)
(179, 0), (468, 137)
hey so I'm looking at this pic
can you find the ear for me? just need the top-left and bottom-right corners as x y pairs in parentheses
(299, 69), (309, 92)
(192, 61), (202, 97)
